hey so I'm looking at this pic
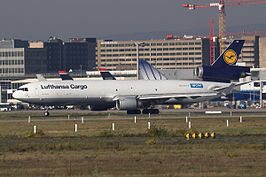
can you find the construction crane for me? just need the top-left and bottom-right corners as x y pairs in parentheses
(183, 0), (266, 53)
(166, 19), (217, 65)
(226, 30), (266, 38)
(209, 19), (216, 65)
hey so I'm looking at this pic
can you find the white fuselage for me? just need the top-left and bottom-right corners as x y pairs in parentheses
(13, 80), (229, 109)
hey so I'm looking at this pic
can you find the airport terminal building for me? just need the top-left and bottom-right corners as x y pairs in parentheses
(0, 36), (263, 79)
(0, 39), (47, 78)
(96, 38), (210, 71)
(0, 38), (97, 79)
(0, 36), (266, 103)
(96, 36), (262, 71)
(30, 37), (97, 73)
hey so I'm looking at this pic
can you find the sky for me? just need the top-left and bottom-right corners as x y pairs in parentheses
(0, 0), (265, 41)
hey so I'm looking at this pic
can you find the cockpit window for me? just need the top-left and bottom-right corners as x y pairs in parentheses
(254, 82), (260, 87)
(18, 88), (28, 91)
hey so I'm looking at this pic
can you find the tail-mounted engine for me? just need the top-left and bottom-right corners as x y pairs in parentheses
(195, 65), (250, 82)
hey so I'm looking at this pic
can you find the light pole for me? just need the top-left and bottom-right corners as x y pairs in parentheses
(249, 83), (252, 101)
(80, 65), (83, 77)
(135, 43), (139, 80)
(260, 81), (263, 108)
(134, 42), (146, 80)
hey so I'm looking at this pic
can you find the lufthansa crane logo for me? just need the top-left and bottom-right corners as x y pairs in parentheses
(223, 49), (237, 65)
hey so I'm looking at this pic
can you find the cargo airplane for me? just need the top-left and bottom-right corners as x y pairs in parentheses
(13, 40), (249, 116)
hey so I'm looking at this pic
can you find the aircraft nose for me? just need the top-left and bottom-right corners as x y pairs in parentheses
(12, 91), (20, 99)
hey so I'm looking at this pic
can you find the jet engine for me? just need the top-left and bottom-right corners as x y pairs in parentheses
(195, 66), (204, 78)
(116, 97), (138, 110)
(195, 65), (250, 82)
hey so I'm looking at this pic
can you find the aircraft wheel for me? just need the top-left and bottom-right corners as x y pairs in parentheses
(44, 111), (50, 117)
(142, 109), (159, 114)
(149, 109), (159, 114)
(152, 109), (159, 114)
(127, 110), (141, 114)
(142, 109), (149, 114)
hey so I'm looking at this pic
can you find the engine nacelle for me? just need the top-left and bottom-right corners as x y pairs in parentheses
(195, 66), (204, 78)
(195, 65), (250, 82)
(116, 97), (138, 110)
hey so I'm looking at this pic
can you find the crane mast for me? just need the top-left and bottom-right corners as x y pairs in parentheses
(218, 0), (226, 53)
(183, 0), (266, 54)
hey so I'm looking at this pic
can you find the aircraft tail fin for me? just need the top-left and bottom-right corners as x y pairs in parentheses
(36, 74), (46, 81)
(58, 71), (73, 80)
(211, 40), (245, 68)
(99, 68), (116, 80)
(139, 59), (167, 80)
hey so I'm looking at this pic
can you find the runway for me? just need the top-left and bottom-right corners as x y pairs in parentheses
(1, 108), (266, 177)
(1, 108), (266, 123)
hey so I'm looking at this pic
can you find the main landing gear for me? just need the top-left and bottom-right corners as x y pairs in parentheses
(126, 109), (160, 115)
(127, 110), (141, 114)
(142, 109), (159, 114)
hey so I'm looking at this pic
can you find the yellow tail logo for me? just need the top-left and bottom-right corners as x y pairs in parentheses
(223, 49), (237, 65)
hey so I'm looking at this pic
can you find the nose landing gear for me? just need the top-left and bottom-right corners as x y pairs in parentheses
(44, 110), (50, 117)
(126, 109), (160, 115)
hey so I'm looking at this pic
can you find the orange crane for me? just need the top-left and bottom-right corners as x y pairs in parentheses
(209, 19), (216, 65)
(166, 19), (216, 65)
(226, 30), (266, 38)
(183, 0), (266, 53)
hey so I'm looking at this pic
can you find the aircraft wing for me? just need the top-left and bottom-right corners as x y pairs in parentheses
(113, 92), (219, 105)
(137, 83), (238, 102)
(113, 83), (244, 104)
(137, 92), (218, 101)
(212, 81), (251, 92)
